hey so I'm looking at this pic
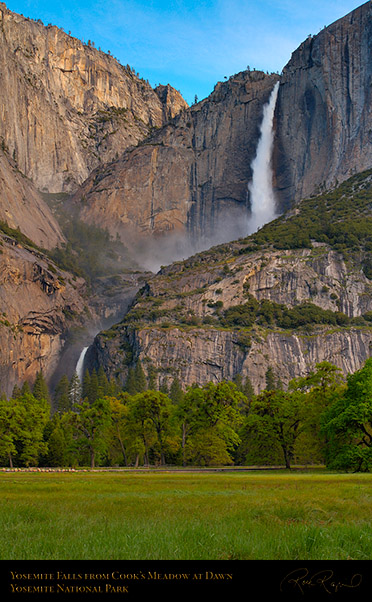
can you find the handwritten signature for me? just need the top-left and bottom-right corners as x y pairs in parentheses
(280, 567), (362, 595)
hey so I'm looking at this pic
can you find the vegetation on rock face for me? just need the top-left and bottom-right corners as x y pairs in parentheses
(47, 217), (137, 285)
(105, 170), (372, 341)
(239, 169), (372, 275)
(3, 359), (372, 472)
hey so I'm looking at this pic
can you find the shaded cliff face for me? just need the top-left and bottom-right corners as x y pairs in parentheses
(74, 70), (280, 266)
(274, 1), (372, 207)
(89, 171), (372, 392)
(0, 3), (187, 193)
(0, 150), (64, 249)
(0, 233), (89, 396)
(0, 221), (151, 395)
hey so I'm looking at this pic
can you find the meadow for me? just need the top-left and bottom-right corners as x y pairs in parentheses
(1, 470), (371, 560)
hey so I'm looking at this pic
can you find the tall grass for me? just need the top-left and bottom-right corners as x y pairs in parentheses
(1, 471), (371, 560)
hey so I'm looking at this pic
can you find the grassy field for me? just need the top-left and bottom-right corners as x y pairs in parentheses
(0, 470), (371, 560)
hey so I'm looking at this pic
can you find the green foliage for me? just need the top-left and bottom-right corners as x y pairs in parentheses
(239, 169), (372, 277)
(33, 371), (51, 404)
(220, 295), (350, 331)
(0, 392), (50, 467)
(54, 375), (71, 413)
(7, 358), (372, 470)
(169, 377), (184, 405)
(0, 220), (38, 249)
(69, 397), (112, 468)
(322, 358), (372, 471)
(47, 219), (134, 285)
(265, 366), (277, 391)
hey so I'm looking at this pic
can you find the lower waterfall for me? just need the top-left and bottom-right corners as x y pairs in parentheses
(76, 346), (89, 382)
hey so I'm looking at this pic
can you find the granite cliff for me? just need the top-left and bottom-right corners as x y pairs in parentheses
(0, 231), (88, 396)
(74, 1), (372, 254)
(88, 170), (372, 392)
(0, 2), (187, 193)
(4, 1), (372, 394)
(0, 148), (64, 249)
(274, 1), (372, 207)
(73, 70), (280, 266)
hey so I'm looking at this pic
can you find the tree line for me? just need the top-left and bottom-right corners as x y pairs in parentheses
(2, 359), (372, 471)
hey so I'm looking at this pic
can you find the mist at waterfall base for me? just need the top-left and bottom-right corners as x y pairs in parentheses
(135, 82), (280, 274)
(63, 83), (281, 388)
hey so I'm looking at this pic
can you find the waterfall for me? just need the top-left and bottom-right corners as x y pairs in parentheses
(76, 346), (89, 382)
(247, 81), (279, 234)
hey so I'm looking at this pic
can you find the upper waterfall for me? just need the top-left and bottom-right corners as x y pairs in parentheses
(247, 81), (279, 234)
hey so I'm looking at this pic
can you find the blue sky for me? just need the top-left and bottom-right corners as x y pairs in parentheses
(5, 0), (365, 104)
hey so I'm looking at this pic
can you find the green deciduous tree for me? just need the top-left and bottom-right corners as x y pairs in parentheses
(107, 394), (130, 466)
(131, 391), (172, 465)
(242, 389), (306, 469)
(71, 397), (112, 468)
(290, 361), (345, 463)
(180, 381), (244, 466)
(17, 392), (50, 467)
(322, 358), (372, 471)
(0, 398), (23, 467)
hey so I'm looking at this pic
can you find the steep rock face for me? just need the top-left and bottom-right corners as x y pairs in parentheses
(0, 233), (89, 396)
(89, 238), (372, 392)
(73, 71), (280, 260)
(91, 325), (372, 394)
(0, 150), (64, 249)
(155, 84), (188, 121)
(274, 1), (372, 207)
(0, 3), (187, 192)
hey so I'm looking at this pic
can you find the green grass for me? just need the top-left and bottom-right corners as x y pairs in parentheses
(1, 471), (372, 560)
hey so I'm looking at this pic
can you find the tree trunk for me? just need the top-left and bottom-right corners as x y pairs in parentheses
(117, 429), (128, 466)
(9, 453), (13, 469)
(182, 422), (186, 467)
(90, 448), (95, 469)
(282, 446), (291, 469)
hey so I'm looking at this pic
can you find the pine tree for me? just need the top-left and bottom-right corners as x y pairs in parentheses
(33, 371), (50, 403)
(147, 364), (157, 391)
(159, 377), (169, 395)
(107, 377), (121, 397)
(276, 377), (284, 391)
(97, 366), (109, 397)
(169, 377), (184, 404)
(125, 367), (137, 395)
(88, 369), (99, 404)
(20, 381), (31, 396)
(243, 376), (255, 401)
(54, 375), (71, 413)
(134, 361), (147, 393)
(233, 373), (244, 392)
(82, 369), (91, 400)
(68, 372), (82, 407)
(12, 384), (21, 399)
(265, 366), (276, 391)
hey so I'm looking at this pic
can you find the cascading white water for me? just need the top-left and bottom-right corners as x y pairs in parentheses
(76, 346), (88, 382)
(247, 81), (279, 234)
